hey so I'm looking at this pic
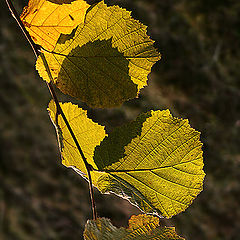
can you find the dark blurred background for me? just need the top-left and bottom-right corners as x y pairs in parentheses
(1, 0), (240, 239)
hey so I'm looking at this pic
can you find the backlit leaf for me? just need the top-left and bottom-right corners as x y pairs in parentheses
(20, 0), (90, 51)
(36, 1), (161, 108)
(48, 100), (106, 179)
(49, 103), (204, 217)
(94, 110), (205, 218)
(83, 214), (184, 239)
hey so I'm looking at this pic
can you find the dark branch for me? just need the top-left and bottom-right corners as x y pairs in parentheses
(5, 0), (97, 220)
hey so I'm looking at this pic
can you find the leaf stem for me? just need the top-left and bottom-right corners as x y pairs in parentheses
(5, 0), (97, 221)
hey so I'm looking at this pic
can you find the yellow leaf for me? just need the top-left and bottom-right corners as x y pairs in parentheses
(84, 214), (184, 239)
(20, 0), (90, 51)
(48, 100), (106, 181)
(94, 110), (205, 218)
(36, 1), (160, 108)
(48, 102), (204, 218)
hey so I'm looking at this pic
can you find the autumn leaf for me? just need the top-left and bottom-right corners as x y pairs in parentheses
(20, 0), (90, 51)
(48, 100), (106, 180)
(49, 102), (205, 218)
(83, 214), (184, 239)
(94, 110), (205, 218)
(36, 1), (161, 108)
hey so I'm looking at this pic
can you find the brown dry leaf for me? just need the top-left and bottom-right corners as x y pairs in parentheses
(20, 0), (90, 51)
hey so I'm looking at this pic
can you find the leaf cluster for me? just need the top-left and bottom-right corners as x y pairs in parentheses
(19, 0), (205, 238)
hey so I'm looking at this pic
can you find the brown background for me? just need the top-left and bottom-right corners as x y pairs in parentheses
(1, 0), (240, 239)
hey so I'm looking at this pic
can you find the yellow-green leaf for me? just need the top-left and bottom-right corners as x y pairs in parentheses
(36, 1), (161, 108)
(48, 100), (106, 180)
(48, 103), (204, 217)
(20, 0), (90, 51)
(83, 214), (184, 240)
(94, 110), (205, 218)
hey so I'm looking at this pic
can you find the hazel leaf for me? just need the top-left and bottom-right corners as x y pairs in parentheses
(21, 0), (90, 51)
(37, 1), (160, 108)
(84, 214), (184, 239)
(94, 110), (205, 218)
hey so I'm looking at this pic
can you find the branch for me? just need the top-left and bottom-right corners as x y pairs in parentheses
(5, 0), (97, 220)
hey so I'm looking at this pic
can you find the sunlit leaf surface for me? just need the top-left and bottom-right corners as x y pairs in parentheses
(84, 214), (184, 239)
(21, 0), (90, 51)
(49, 102), (204, 218)
(37, 1), (160, 108)
(48, 100), (106, 179)
(94, 110), (205, 218)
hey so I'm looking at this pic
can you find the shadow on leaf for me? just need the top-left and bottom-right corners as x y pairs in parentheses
(94, 111), (151, 169)
(57, 39), (138, 108)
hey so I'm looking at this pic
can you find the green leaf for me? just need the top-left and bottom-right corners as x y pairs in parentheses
(83, 214), (184, 240)
(36, 1), (160, 108)
(48, 100), (106, 180)
(94, 110), (205, 218)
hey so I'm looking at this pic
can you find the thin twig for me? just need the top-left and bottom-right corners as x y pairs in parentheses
(41, 55), (97, 220)
(5, 0), (97, 220)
